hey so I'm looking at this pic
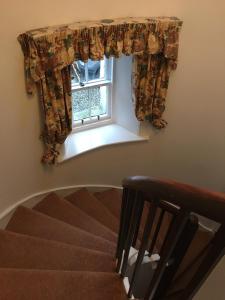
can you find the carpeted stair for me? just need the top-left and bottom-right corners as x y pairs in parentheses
(0, 187), (212, 299)
(33, 192), (117, 243)
(0, 269), (128, 300)
(66, 188), (120, 233)
(6, 205), (116, 255)
(0, 188), (128, 299)
(0, 230), (116, 272)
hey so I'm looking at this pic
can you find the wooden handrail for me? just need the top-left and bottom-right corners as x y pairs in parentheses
(123, 176), (225, 223)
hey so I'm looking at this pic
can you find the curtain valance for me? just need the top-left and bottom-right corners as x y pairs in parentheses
(18, 17), (182, 95)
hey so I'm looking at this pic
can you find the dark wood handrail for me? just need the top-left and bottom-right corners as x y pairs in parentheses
(123, 176), (225, 223)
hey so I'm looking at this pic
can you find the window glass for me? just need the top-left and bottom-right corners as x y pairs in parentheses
(71, 57), (112, 126)
(72, 59), (106, 85)
(87, 60), (101, 81)
(72, 61), (85, 85)
(72, 86), (107, 121)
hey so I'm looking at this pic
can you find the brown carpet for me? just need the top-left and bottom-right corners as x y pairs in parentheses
(34, 192), (117, 243)
(6, 206), (116, 255)
(94, 188), (122, 219)
(66, 188), (120, 233)
(94, 189), (150, 244)
(0, 269), (128, 300)
(0, 229), (116, 272)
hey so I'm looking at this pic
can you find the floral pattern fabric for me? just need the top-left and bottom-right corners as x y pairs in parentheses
(132, 53), (172, 128)
(38, 66), (72, 164)
(18, 17), (182, 163)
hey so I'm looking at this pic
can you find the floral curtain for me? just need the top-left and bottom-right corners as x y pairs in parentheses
(38, 67), (72, 164)
(18, 17), (182, 164)
(132, 53), (172, 129)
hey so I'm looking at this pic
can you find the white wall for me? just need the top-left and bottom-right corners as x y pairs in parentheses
(114, 55), (140, 135)
(0, 1), (225, 298)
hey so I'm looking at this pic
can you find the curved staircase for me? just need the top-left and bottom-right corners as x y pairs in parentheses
(0, 188), (127, 300)
(0, 181), (223, 300)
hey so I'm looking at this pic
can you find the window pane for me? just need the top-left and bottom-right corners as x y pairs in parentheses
(90, 86), (107, 116)
(87, 60), (101, 81)
(72, 86), (108, 121)
(71, 61), (86, 85)
(72, 58), (109, 85)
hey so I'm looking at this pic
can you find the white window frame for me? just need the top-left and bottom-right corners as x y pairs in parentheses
(71, 57), (114, 132)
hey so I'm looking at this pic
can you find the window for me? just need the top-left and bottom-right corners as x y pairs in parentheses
(59, 56), (148, 163)
(71, 57), (113, 130)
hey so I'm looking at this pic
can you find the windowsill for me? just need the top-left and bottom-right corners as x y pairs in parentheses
(58, 124), (149, 163)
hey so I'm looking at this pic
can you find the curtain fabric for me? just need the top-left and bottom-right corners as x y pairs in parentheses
(18, 17), (182, 164)
(132, 53), (172, 129)
(38, 66), (72, 164)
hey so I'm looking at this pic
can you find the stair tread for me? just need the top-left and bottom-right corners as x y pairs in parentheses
(94, 189), (149, 247)
(94, 188), (122, 219)
(66, 188), (119, 233)
(33, 192), (117, 243)
(6, 206), (116, 255)
(93, 189), (147, 246)
(0, 269), (128, 300)
(0, 229), (116, 272)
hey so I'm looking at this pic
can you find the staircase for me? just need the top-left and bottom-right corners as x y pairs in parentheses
(0, 180), (224, 300)
(0, 188), (127, 300)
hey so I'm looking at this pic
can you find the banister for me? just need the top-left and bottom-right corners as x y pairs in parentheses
(122, 176), (225, 223)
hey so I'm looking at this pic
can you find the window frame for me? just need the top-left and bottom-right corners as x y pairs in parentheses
(71, 57), (114, 132)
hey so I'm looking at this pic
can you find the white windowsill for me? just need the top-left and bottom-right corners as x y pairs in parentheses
(58, 124), (149, 163)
